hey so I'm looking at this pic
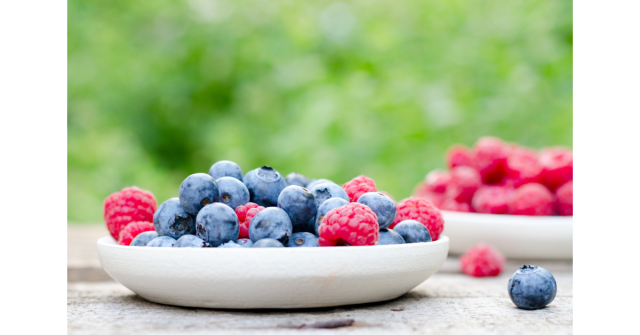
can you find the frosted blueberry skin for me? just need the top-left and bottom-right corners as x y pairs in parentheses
(195, 203), (239, 247)
(252, 238), (285, 248)
(153, 198), (196, 239)
(147, 236), (177, 247)
(208, 160), (244, 181)
(393, 220), (432, 243)
(313, 197), (349, 235)
(378, 229), (406, 245)
(236, 238), (254, 248)
(508, 265), (557, 310)
(173, 234), (208, 248)
(249, 207), (293, 245)
(217, 176), (250, 209)
(277, 185), (318, 234)
(307, 182), (350, 207)
(306, 179), (337, 190)
(357, 192), (397, 229)
(218, 240), (243, 248)
(285, 172), (310, 187)
(287, 232), (319, 247)
(243, 166), (288, 207)
(179, 173), (221, 215)
(130, 231), (159, 246)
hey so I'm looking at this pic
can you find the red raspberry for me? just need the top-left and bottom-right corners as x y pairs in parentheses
(459, 243), (505, 277)
(117, 221), (155, 246)
(471, 185), (514, 214)
(504, 147), (542, 187)
(508, 183), (555, 216)
(104, 186), (157, 240)
(539, 147), (573, 191)
(471, 137), (507, 184)
(342, 175), (377, 202)
(424, 170), (450, 194)
(413, 182), (445, 207)
(235, 202), (265, 239)
(390, 197), (444, 240)
(446, 144), (472, 169)
(555, 181), (573, 216)
(440, 198), (472, 212)
(318, 203), (379, 246)
(445, 166), (481, 202)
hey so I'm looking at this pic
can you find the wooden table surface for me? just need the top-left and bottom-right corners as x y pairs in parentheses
(67, 225), (573, 334)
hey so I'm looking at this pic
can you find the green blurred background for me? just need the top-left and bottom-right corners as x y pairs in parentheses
(68, 0), (572, 223)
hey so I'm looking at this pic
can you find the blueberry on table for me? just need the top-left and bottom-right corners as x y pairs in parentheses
(217, 176), (250, 209)
(378, 229), (406, 245)
(252, 238), (285, 248)
(277, 185), (318, 233)
(393, 220), (432, 243)
(174, 234), (208, 248)
(285, 172), (310, 187)
(147, 236), (177, 247)
(195, 203), (240, 247)
(313, 197), (349, 235)
(288, 232), (319, 247)
(130, 231), (159, 246)
(179, 173), (220, 215)
(208, 160), (244, 181)
(153, 198), (196, 239)
(508, 265), (557, 310)
(357, 192), (397, 229)
(307, 182), (349, 206)
(249, 207), (292, 245)
(243, 166), (288, 207)
(236, 238), (254, 248)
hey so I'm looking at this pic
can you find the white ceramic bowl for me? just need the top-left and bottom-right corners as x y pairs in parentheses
(441, 211), (572, 259)
(97, 235), (449, 309)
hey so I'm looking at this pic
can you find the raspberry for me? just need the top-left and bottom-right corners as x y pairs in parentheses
(471, 137), (507, 184)
(413, 182), (445, 207)
(446, 145), (472, 169)
(471, 185), (514, 214)
(508, 183), (555, 216)
(459, 244), (505, 277)
(424, 170), (450, 194)
(342, 175), (377, 202)
(117, 221), (155, 246)
(445, 166), (481, 202)
(390, 197), (444, 241)
(539, 147), (573, 191)
(235, 202), (264, 239)
(104, 186), (157, 240)
(318, 203), (379, 246)
(504, 147), (542, 187)
(440, 198), (472, 212)
(555, 181), (573, 216)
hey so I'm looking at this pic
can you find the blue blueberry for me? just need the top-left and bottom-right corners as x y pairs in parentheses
(217, 176), (250, 209)
(243, 166), (288, 207)
(236, 238), (254, 248)
(147, 236), (177, 247)
(508, 265), (557, 310)
(153, 198), (196, 239)
(179, 173), (220, 215)
(195, 203), (239, 247)
(248, 207), (292, 245)
(306, 179), (336, 190)
(173, 234), (208, 248)
(378, 229), (406, 245)
(307, 182), (349, 206)
(285, 172), (310, 187)
(252, 238), (285, 248)
(208, 160), (243, 181)
(130, 231), (159, 246)
(277, 185), (318, 233)
(218, 240), (243, 248)
(393, 220), (432, 243)
(314, 197), (349, 234)
(357, 192), (396, 229)
(287, 232), (319, 247)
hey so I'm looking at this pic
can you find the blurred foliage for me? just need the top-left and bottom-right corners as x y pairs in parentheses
(68, 0), (572, 223)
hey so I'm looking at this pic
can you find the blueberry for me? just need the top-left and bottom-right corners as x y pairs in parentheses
(130, 231), (159, 246)
(285, 172), (310, 187)
(313, 197), (349, 234)
(378, 229), (406, 245)
(153, 198), (196, 239)
(277, 185), (318, 233)
(243, 166), (288, 207)
(508, 265), (557, 310)
(236, 238), (254, 248)
(357, 192), (396, 229)
(308, 182), (349, 206)
(147, 236), (177, 247)
(173, 234), (208, 248)
(287, 232), (319, 247)
(306, 179), (336, 190)
(252, 238), (285, 248)
(218, 240), (243, 248)
(248, 207), (292, 245)
(208, 160), (243, 181)
(393, 220), (432, 243)
(195, 203), (239, 247)
(217, 176), (250, 209)
(179, 173), (221, 215)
